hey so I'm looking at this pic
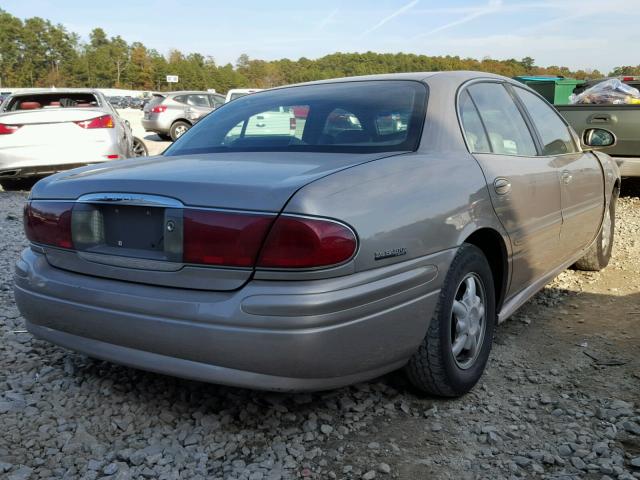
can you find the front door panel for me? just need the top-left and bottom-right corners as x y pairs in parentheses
(555, 152), (605, 258)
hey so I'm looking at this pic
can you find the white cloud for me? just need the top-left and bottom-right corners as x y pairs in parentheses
(359, 0), (420, 38)
(414, 0), (508, 38)
(315, 8), (339, 32)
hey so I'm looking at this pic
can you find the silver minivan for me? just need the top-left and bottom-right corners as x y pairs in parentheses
(142, 91), (225, 141)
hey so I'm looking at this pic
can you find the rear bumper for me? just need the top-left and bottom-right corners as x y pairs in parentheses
(613, 157), (640, 177)
(141, 115), (173, 134)
(0, 136), (124, 178)
(14, 248), (450, 391)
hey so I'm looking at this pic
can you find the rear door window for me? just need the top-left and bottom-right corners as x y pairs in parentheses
(459, 90), (491, 153)
(513, 87), (578, 155)
(467, 83), (537, 156)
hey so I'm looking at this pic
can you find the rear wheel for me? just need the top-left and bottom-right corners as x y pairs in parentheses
(405, 244), (496, 397)
(170, 121), (190, 141)
(132, 137), (148, 157)
(574, 193), (617, 271)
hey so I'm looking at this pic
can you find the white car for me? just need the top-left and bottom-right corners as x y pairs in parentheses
(225, 88), (263, 103)
(0, 89), (134, 189)
(225, 107), (298, 139)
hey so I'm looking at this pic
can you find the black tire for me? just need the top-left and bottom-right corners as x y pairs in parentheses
(169, 121), (190, 141)
(405, 243), (496, 397)
(0, 178), (36, 191)
(574, 193), (617, 271)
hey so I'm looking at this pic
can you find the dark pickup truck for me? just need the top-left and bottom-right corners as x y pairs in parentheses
(556, 78), (640, 177)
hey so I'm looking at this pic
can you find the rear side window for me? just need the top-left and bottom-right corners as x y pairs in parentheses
(514, 87), (577, 155)
(165, 80), (427, 155)
(173, 95), (187, 104)
(459, 91), (491, 153)
(467, 83), (537, 156)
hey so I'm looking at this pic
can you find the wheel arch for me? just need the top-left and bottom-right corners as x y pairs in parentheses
(463, 228), (509, 312)
(172, 118), (193, 127)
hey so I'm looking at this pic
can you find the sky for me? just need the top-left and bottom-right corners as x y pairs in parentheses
(3, 0), (639, 73)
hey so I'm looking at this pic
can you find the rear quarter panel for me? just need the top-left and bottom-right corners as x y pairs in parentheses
(284, 151), (508, 274)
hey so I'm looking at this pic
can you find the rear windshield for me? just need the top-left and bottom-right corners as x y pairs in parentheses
(147, 95), (166, 107)
(165, 81), (427, 155)
(3, 93), (100, 111)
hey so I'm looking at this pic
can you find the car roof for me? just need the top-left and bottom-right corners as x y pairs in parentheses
(268, 70), (515, 91)
(161, 91), (220, 96)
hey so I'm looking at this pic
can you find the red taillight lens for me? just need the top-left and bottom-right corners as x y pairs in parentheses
(75, 115), (114, 129)
(0, 123), (21, 134)
(151, 105), (167, 113)
(257, 216), (357, 269)
(24, 201), (74, 249)
(183, 209), (275, 267)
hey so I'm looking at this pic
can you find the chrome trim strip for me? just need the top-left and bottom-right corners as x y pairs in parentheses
(77, 251), (184, 272)
(76, 193), (184, 208)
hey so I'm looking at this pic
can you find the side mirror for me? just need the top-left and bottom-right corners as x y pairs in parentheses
(583, 128), (616, 149)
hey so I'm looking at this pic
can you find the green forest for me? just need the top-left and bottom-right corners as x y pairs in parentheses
(2, 9), (639, 93)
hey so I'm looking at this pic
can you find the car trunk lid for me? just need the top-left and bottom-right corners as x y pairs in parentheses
(30, 151), (403, 290)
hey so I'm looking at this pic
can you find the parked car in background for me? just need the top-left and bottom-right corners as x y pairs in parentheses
(0, 89), (134, 190)
(556, 76), (640, 177)
(108, 96), (127, 109)
(15, 72), (619, 396)
(225, 88), (263, 103)
(142, 91), (226, 141)
(129, 97), (144, 109)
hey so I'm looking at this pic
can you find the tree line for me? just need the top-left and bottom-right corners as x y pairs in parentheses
(1, 9), (639, 94)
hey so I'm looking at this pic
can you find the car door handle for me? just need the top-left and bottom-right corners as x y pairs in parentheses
(588, 113), (611, 124)
(494, 177), (511, 195)
(562, 171), (573, 184)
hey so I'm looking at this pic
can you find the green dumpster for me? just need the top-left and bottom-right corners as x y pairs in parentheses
(513, 76), (585, 105)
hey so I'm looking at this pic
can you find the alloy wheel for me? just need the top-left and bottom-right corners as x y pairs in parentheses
(451, 273), (487, 370)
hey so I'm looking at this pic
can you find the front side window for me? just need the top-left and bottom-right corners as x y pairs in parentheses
(165, 81), (427, 155)
(514, 87), (577, 155)
(210, 95), (225, 108)
(467, 83), (537, 156)
(459, 90), (491, 153)
(187, 94), (210, 107)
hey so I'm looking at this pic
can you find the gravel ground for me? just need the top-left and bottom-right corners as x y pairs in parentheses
(1, 181), (639, 480)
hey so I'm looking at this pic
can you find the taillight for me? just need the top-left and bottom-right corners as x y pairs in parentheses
(151, 105), (167, 113)
(183, 209), (275, 267)
(0, 123), (21, 134)
(24, 201), (74, 249)
(75, 115), (114, 129)
(290, 117), (297, 130)
(257, 216), (357, 268)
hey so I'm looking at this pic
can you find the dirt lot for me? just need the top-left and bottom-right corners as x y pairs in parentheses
(0, 181), (639, 480)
